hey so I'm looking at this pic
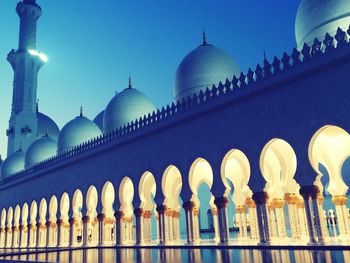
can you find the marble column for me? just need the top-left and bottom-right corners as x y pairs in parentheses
(134, 208), (144, 245)
(300, 185), (323, 244)
(317, 195), (329, 240)
(214, 197), (229, 244)
(182, 201), (195, 244)
(57, 219), (62, 247)
(211, 207), (220, 242)
(82, 216), (89, 246)
(114, 211), (124, 245)
(28, 223), (36, 248)
(284, 193), (300, 241)
(252, 192), (270, 244)
(274, 199), (287, 239)
(245, 198), (259, 241)
(97, 213), (105, 246)
(156, 205), (167, 244)
(332, 195), (350, 239)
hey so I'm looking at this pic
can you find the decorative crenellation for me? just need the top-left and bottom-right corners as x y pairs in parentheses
(3, 26), (350, 182)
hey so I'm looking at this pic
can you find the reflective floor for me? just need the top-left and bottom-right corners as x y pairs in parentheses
(0, 248), (349, 263)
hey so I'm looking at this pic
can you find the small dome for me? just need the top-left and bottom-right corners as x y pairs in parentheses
(174, 35), (240, 101)
(57, 112), (102, 153)
(37, 112), (60, 141)
(1, 149), (25, 179)
(25, 133), (57, 168)
(103, 80), (156, 132)
(93, 110), (104, 130)
(295, 0), (350, 47)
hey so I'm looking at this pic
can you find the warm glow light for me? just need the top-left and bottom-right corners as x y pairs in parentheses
(28, 49), (48, 62)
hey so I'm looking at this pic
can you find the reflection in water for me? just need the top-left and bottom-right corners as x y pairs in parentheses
(0, 248), (348, 263)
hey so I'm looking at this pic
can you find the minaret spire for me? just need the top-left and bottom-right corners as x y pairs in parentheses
(202, 31), (207, 46)
(80, 106), (83, 117)
(6, 0), (44, 155)
(128, 75), (132, 89)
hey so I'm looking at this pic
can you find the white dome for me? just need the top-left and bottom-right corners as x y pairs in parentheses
(37, 112), (60, 141)
(174, 39), (240, 101)
(93, 110), (104, 130)
(1, 149), (25, 179)
(25, 134), (57, 168)
(295, 0), (350, 48)
(57, 114), (102, 153)
(103, 85), (156, 132)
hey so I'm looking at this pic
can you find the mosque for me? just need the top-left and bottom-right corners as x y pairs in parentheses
(1, 0), (350, 252)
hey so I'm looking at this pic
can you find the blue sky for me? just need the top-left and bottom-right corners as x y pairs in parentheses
(0, 0), (300, 157)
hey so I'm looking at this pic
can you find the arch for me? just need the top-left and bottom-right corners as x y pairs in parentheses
(162, 165), (182, 209)
(85, 185), (99, 246)
(101, 181), (115, 217)
(60, 192), (70, 220)
(119, 177), (134, 217)
(221, 149), (252, 205)
(14, 205), (21, 226)
(309, 125), (350, 196)
(21, 203), (28, 225)
(189, 157), (213, 195)
(86, 185), (98, 217)
(1, 209), (6, 228)
(72, 189), (83, 218)
(49, 196), (58, 221)
(39, 198), (47, 223)
(260, 138), (298, 199)
(139, 171), (156, 211)
(30, 201), (37, 224)
(7, 207), (13, 227)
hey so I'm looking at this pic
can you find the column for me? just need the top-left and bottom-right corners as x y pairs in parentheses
(300, 185), (323, 244)
(12, 225), (19, 248)
(173, 211), (180, 242)
(156, 205), (167, 244)
(82, 216), (89, 247)
(134, 208), (144, 245)
(246, 198), (259, 241)
(28, 223), (36, 247)
(97, 213), (105, 246)
(192, 207), (200, 242)
(214, 197), (229, 244)
(114, 211), (124, 245)
(274, 199), (287, 239)
(317, 195), (329, 240)
(182, 201), (195, 244)
(143, 211), (152, 243)
(252, 192), (270, 244)
(332, 195), (350, 239)
(236, 205), (245, 240)
(69, 218), (76, 247)
(57, 219), (62, 247)
(284, 193), (300, 241)
(211, 208), (220, 242)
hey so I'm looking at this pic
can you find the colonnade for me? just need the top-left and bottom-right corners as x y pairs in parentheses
(1, 124), (350, 248)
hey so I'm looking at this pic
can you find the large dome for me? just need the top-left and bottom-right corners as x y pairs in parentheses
(93, 110), (104, 130)
(37, 112), (60, 140)
(25, 133), (57, 169)
(174, 37), (240, 101)
(103, 81), (156, 132)
(57, 113), (102, 153)
(295, 0), (350, 48)
(1, 149), (25, 179)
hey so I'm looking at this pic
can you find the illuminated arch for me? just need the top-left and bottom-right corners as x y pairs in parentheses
(139, 172), (156, 211)
(101, 181), (115, 217)
(119, 177), (134, 217)
(30, 201), (37, 224)
(260, 138), (298, 199)
(189, 158), (213, 195)
(221, 149), (252, 205)
(309, 125), (350, 196)
(162, 165), (182, 209)
(72, 189), (83, 218)
(49, 196), (58, 221)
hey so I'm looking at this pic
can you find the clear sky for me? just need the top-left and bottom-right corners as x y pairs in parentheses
(0, 0), (300, 157)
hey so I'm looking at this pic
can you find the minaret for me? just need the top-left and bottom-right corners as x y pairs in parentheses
(6, 0), (46, 156)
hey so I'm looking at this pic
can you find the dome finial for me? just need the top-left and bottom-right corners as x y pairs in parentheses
(202, 31), (207, 46)
(80, 106), (83, 117)
(45, 129), (49, 137)
(19, 143), (22, 151)
(36, 99), (39, 113)
(128, 75), (132, 89)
